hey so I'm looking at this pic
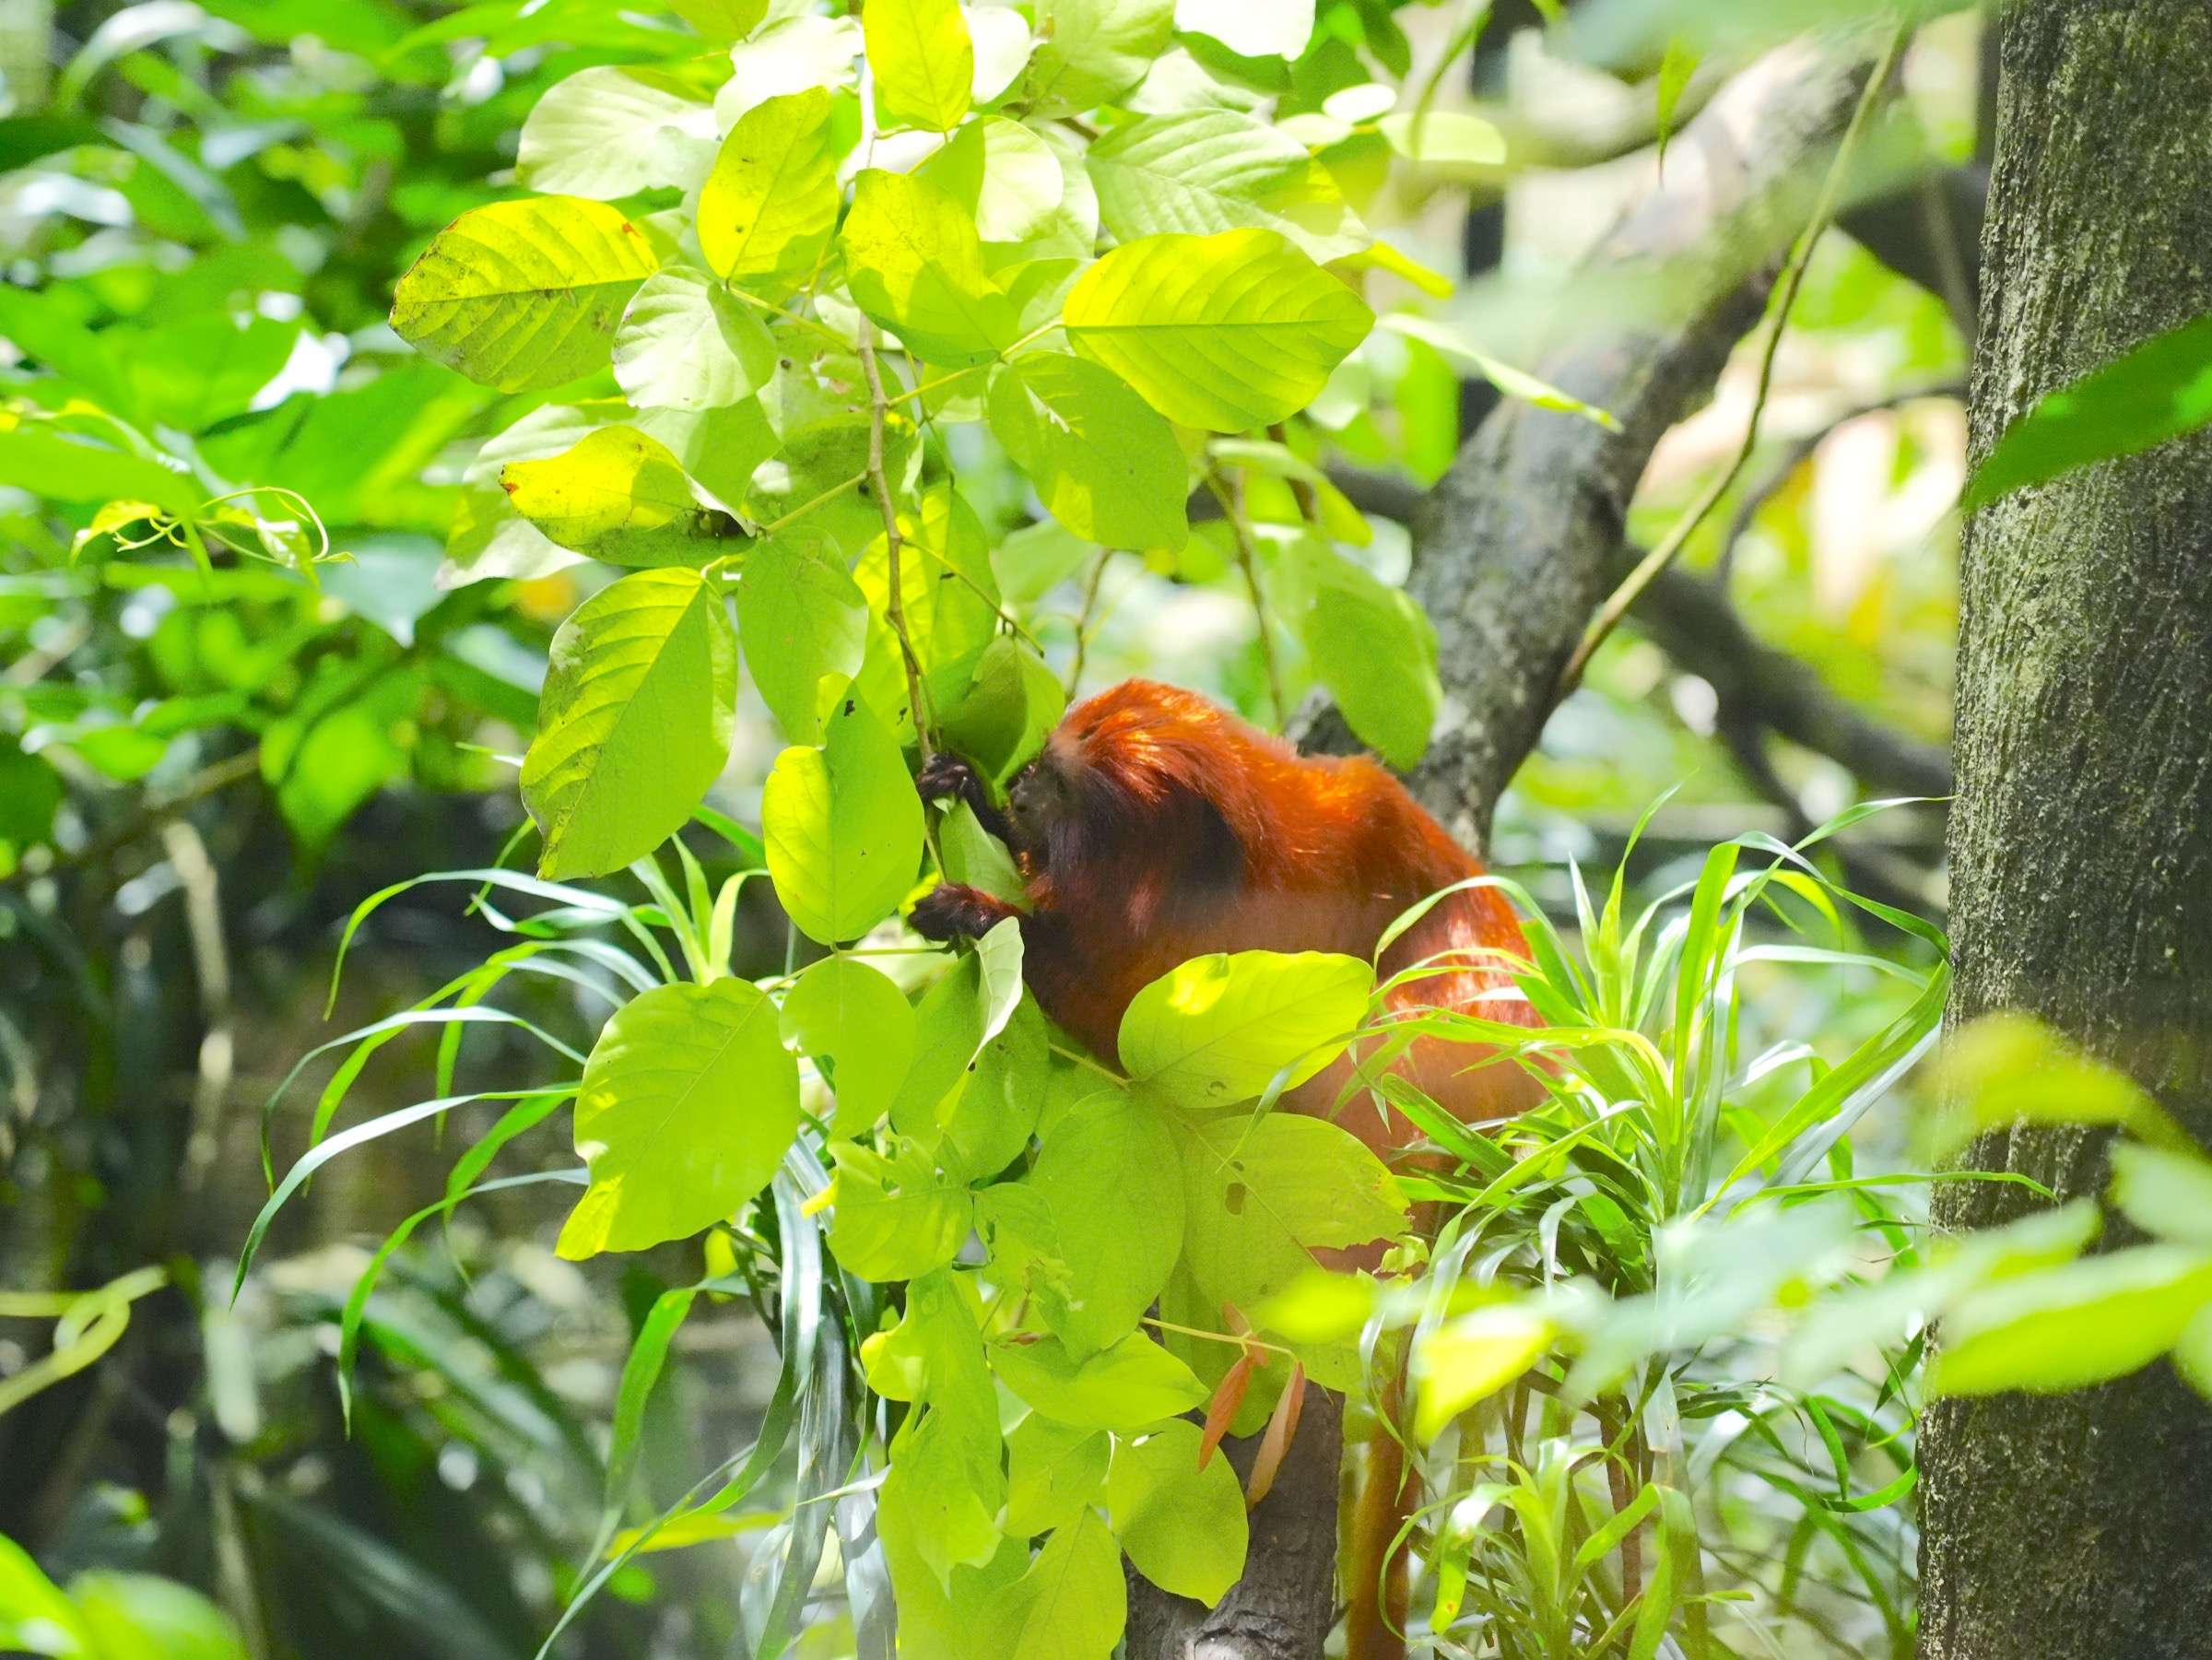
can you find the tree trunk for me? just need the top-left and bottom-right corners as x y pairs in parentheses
(1919, 6), (2212, 1658)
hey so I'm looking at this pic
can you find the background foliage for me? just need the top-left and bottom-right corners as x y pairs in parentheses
(10, 1), (2192, 1657)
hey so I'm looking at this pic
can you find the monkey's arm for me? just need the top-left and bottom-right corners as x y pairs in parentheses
(909, 882), (1023, 943)
(916, 751), (1013, 845)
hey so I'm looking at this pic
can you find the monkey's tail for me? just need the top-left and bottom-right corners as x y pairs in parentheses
(1345, 1360), (1417, 1660)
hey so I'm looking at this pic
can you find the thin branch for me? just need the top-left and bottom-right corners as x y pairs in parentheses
(1205, 472), (1287, 727)
(1554, 22), (1910, 707)
(854, 323), (934, 757)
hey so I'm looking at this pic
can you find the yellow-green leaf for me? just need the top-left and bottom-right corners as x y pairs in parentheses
(1120, 948), (1371, 1105)
(390, 196), (658, 393)
(987, 352), (1188, 552)
(1063, 229), (1372, 431)
(841, 168), (1017, 366)
(557, 978), (799, 1256)
(522, 568), (736, 878)
(500, 426), (731, 566)
(698, 88), (841, 292)
(1107, 1419), (1248, 1605)
(865, 0), (973, 132)
(762, 694), (925, 943)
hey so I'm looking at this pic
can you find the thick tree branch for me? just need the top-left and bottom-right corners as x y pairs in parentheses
(1141, 41), (1889, 1660)
(1302, 44), (1885, 854)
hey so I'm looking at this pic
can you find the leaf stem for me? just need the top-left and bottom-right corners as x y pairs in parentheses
(1206, 471), (1288, 727)
(1065, 547), (1112, 700)
(855, 322), (936, 758)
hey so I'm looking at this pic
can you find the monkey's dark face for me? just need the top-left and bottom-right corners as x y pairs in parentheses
(1004, 749), (1079, 858)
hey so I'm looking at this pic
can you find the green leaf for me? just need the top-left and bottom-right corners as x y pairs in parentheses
(390, 196), (658, 392)
(865, 0), (973, 131)
(698, 88), (841, 292)
(2112, 1143), (2212, 1248)
(987, 352), (1189, 552)
(1006, 1417), (1108, 1535)
(70, 1570), (251, 1660)
(782, 956), (918, 1135)
(1967, 312), (2212, 508)
(1174, 0), (1312, 58)
(1382, 314), (1621, 430)
(940, 798), (1027, 901)
(975, 1510), (1126, 1660)
(940, 994), (1047, 1180)
(917, 115), (1065, 242)
(994, 517), (1097, 603)
(1088, 111), (1367, 263)
(735, 524), (869, 743)
(125, 314), (301, 432)
(1377, 110), (1508, 171)
(516, 66), (715, 198)
(1015, 1087), (1182, 1354)
(762, 694), (925, 943)
(1287, 539), (1440, 769)
(1414, 1301), (1556, 1437)
(1107, 1419), (1248, 1604)
(1064, 229), (1373, 432)
(1120, 949), (1372, 1106)
(935, 634), (1068, 783)
(1934, 1248), (2212, 1396)
(992, 1331), (1206, 1430)
(556, 978), (800, 1256)
(880, 1271), (1006, 1582)
(828, 1135), (973, 1279)
(1176, 1111), (1407, 1316)
(0, 424), (201, 516)
(614, 266), (778, 412)
(669, 0), (769, 41)
(522, 568), (736, 878)
(499, 426), (732, 565)
(841, 168), (1017, 366)
(1023, 0), (1175, 112)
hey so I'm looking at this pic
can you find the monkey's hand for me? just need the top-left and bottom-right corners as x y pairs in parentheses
(910, 882), (1023, 944)
(916, 751), (1011, 842)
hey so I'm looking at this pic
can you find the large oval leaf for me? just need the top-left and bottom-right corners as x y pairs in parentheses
(1107, 1419), (1248, 1605)
(698, 88), (841, 291)
(864, 0), (973, 132)
(1064, 229), (1373, 432)
(613, 265), (777, 412)
(515, 66), (715, 199)
(1023, 0), (1174, 112)
(390, 196), (657, 392)
(1176, 1112), (1408, 1314)
(521, 568), (736, 878)
(1088, 110), (1367, 263)
(782, 955), (917, 1134)
(733, 524), (869, 744)
(500, 426), (732, 565)
(987, 352), (1188, 552)
(762, 693), (925, 943)
(1119, 948), (1372, 1106)
(841, 169), (1017, 367)
(556, 977), (799, 1257)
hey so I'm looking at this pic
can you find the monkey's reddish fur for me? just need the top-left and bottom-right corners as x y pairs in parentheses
(913, 677), (1540, 1149)
(912, 679), (1545, 1660)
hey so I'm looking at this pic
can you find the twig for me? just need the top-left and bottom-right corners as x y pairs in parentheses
(853, 323), (934, 757)
(1552, 23), (1910, 709)
(1205, 473), (1287, 727)
(1065, 549), (1111, 700)
(1712, 381), (1964, 581)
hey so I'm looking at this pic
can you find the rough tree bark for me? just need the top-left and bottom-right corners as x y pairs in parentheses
(1919, 6), (2212, 1659)
(1129, 41), (1884, 1660)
